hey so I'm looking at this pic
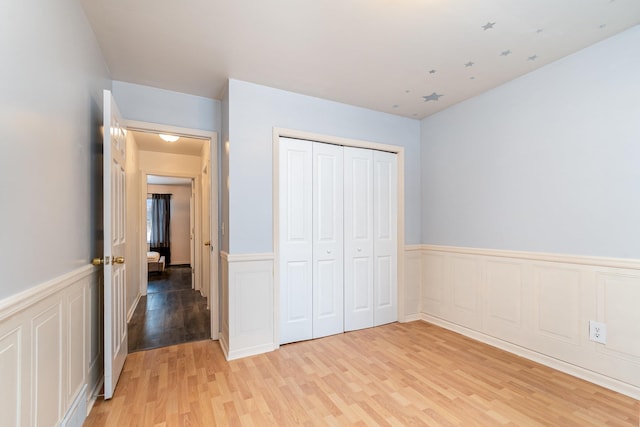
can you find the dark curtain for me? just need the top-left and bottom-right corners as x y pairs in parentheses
(150, 194), (171, 265)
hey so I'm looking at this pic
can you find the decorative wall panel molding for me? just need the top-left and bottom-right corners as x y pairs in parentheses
(0, 327), (21, 426)
(0, 266), (101, 426)
(403, 246), (422, 321)
(220, 252), (275, 360)
(419, 245), (640, 399)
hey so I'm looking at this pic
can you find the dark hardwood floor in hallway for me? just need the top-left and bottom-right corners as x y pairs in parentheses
(128, 266), (210, 352)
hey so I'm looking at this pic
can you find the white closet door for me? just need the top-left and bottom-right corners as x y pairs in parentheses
(279, 138), (313, 344)
(344, 147), (374, 331)
(312, 143), (344, 338)
(373, 151), (398, 326)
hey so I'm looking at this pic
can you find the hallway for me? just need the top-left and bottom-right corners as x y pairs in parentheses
(128, 266), (211, 352)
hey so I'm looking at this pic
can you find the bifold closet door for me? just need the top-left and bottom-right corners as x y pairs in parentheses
(373, 150), (398, 326)
(281, 139), (398, 341)
(279, 138), (313, 344)
(312, 143), (344, 339)
(344, 147), (375, 331)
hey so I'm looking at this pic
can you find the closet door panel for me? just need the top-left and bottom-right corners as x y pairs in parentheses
(313, 143), (344, 338)
(279, 138), (313, 344)
(373, 151), (398, 326)
(344, 147), (374, 331)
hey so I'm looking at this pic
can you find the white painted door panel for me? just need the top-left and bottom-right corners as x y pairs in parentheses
(102, 90), (128, 399)
(312, 143), (344, 339)
(344, 147), (374, 331)
(279, 138), (313, 344)
(373, 151), (398, 326)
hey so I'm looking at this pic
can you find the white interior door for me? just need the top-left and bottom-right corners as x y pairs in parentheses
(312, 143), (344, 339)
(373, 151), (398, 326)
(279, 138), (313, 344)
(344, 147), (374, 331)
(102, 90), (128, 399)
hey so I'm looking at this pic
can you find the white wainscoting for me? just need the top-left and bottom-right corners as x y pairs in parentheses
(0, 265), (102, 426)
(419, 245), (640, 399)
(218, 247), (427, 360)
(219, 252), (275, 360)
(403, 245), (423, 322)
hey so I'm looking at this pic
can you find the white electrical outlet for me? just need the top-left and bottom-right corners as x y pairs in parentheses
(589, 320), (607, 344)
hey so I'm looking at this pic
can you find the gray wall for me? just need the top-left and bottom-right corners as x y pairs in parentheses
(227, 79), (422, 254)
(421, 25), (640, 259)
(0, 0), (111, 299)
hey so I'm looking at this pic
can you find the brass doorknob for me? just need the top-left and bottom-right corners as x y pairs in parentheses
(92, 257), (104, 266)
(204, 241), (211, 246)
(113, 256), (125, 264)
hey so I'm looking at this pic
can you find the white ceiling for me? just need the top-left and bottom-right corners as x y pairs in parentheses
(131, 130), (206, 156)
(80, 0), (640, 119)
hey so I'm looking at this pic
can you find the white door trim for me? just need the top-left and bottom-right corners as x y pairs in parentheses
(125, 119), (220, 341)
(272, 127), (406, 348)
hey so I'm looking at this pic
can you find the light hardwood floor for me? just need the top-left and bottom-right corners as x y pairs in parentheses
(85, 321), (639, 426)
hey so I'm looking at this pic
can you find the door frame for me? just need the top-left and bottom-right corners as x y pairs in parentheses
(126, 120), (220, 340)
(272, 127), (406, 348)
(142, 173), (199, 294)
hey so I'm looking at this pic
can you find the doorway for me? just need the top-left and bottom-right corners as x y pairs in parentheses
(123, 124), (219, 352)
(273, 128), (406, 349)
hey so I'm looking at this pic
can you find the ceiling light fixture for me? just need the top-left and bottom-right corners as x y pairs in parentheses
(159, 134), (179, 142)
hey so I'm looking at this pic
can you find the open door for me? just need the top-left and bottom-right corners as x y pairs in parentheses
(95, 90), (128, 399)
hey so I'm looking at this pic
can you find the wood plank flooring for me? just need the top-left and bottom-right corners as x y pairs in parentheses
(128, 266), (210, 352)
(86, 321), (639, 426)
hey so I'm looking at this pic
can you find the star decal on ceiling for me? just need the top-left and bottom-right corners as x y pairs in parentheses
(465, 61), (475, 67)
(528, 55), (538, 61)
(500, 50), (512, 56)
(423, 92), (443, 102)
(482, 22), (496, 30)
(429, 69), (437, 74)
(599, 24), (607, 29)
(536, 29), (544, 34)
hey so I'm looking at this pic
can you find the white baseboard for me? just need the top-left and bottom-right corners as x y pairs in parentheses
(86, 377), (104, 416)
(127, 292), (141, 322)
(60, 385), (87, 427)
(400, 314), (421, 322)
(227, 343), (276, 361)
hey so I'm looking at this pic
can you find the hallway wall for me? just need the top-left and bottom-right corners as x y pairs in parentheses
(0, 0), (111, 300)
(0, 0), (111, 425)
